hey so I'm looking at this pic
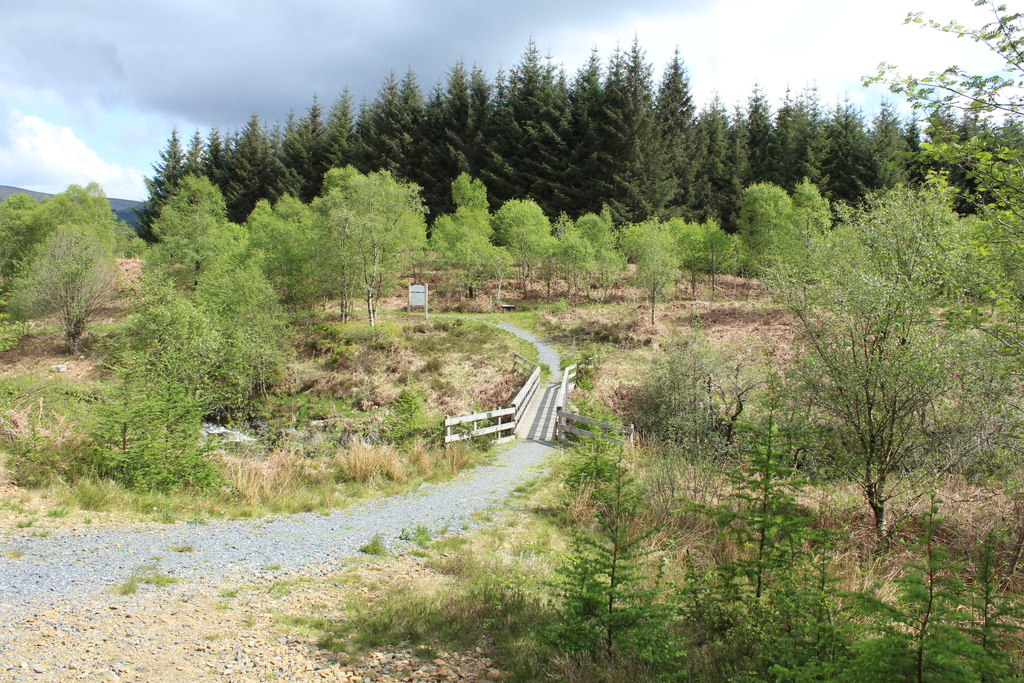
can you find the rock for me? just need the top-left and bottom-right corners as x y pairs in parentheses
(50, 365), (68, 373)
(487, 669), (502, 680)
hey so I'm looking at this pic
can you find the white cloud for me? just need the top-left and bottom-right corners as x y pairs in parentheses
(555, 0), (1005, 113)
(0, 110), (146, 200)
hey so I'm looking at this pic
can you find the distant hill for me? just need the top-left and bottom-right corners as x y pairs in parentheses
(0, 185), (145, 228)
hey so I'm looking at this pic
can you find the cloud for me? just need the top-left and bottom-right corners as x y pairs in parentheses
(0, 111), (146, 199)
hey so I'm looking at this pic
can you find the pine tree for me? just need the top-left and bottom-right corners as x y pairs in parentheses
(325, 90), (355, 172)
(821, 100), (878, 204)
(282, 96), (331, 201)
(223, 113), (290, 223)
(564, 50), (607, 216)
(350, 69), (425, 185)
(598, 39), (668, 224)
(553, 441), (677, 670)
(183, 130), (205, 177)
(481, 41), (570, 214)
(139, 128), (187, 240)
(871, 101), (912, 190)
(691, 98), (745, 230)
(770, 87), (824, 191)
(745, 85), (775, 185)
(203, 127), (230, 190)
(656, 49), (697, 218)
(418, 61), (490, 220)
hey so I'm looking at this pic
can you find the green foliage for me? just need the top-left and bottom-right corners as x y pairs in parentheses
(772, 184), (1013, 543)
(315, 168), (426, 325)
(736, 182), (796, 274)
(194, 259), (290, 401)
(553, 441), (679, 672)
(0, 294), (26, 352)
(384, 389), (435, 446)
(680, 409), (855, 681)
(622, 219), (678, 323)
(92, 374), (220, 493)
(0, 192), (43, 278)
(631, 335), (734, 458)
(450, 173), (489, 212)
(147, 175), (246, 291)
(844, 499), (987, 683)
(359, 535), (389, 556)
(491, 198), (555, 290)
(9, 228), (118, 352)
(244, 195), (323, 307)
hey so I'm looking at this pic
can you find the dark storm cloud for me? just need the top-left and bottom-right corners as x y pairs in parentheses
(1, 0), (684, 131)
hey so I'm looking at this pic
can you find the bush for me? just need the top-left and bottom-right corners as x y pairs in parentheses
(92, 376), (221, 492)
(384, 389), (436, 446)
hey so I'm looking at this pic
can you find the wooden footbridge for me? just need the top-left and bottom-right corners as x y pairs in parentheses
(443, 320), (633, 446)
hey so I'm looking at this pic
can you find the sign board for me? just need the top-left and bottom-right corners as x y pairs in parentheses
(408, 284), (428, 319)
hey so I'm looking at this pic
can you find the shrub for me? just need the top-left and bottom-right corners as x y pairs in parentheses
(92, 375), (221, 492)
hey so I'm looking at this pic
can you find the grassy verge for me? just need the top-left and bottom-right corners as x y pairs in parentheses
(1, 440), (491, 527)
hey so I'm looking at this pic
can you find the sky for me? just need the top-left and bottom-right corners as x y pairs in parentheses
(0, 0), (1009, 201)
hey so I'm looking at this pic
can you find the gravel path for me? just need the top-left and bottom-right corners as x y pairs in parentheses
(0, 320), (562, 617)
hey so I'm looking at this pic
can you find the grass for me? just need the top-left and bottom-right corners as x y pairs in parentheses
(219, 588), (239, 598)
(399, 524), (432, 547)
(113, 566), (181, 595)
(14, 518), (35, 528)
(46, 505), (70, 518)
(168, 545), (194, 553)
(359, 535), (389, 556)
(3, 549), (24, 559)
(29, 530), (49, 538)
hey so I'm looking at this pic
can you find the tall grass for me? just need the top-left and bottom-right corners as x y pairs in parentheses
(43, 440), (482, 520)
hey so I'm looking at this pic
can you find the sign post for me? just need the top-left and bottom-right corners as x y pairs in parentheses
(409, 284), (428, 320)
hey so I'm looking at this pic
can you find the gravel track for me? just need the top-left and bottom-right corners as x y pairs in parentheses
(0, 320), (562, 615)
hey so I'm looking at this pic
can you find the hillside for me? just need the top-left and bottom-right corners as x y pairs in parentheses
(0, 185), (144, 228)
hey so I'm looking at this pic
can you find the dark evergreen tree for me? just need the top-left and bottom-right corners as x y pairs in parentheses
(745, 85), (775, 185)
(325, 90), (354, 172)
(691, 98), (745, 230)
(870, 101), (912, 189)
(418, 61), (492, 219)
(598, 39), (668, 224)
(563, 50), (607, 216)
(821, 100), (878, 204)
(202, 127), (230, 190)
(656, 49), (697, 218)
(183, 130), (205, 178)
(139, 128), (187, 240)
(350, 69), (425, 184)
(481, 41), (570, 214)
(770, 88), (824, 191)
(282, 96), (330, 201)
(223, 113), (290, 223)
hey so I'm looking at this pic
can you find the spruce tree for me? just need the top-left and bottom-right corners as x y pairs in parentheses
(745, 85), (775, 185)
(139, 128), (187, 240)
(325, 90), (355, 171)
(202, 127), (230, 190)
(691, 98), (745, 230)
(770, 88), (824, 191)
(222, 113), (290, 223)
(821, 100), (878, 204)
(564, 51), (607, 216)
(282, 96), (331, 201)
(598, 39), (668, 224)
(481, 41), (570, 214)
(350, 69), (425, 185)
(656, 49), (697, 218)
(870, 101), (912, 190)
